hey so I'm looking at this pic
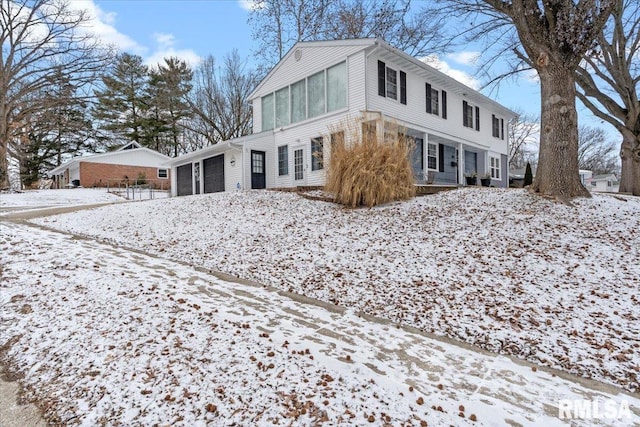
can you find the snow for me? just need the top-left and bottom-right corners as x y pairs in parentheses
(1, 188), (639, 426)
(2, 221), (639, 426)
(0, 189), (124, 212)
(31, 189), (640, 394)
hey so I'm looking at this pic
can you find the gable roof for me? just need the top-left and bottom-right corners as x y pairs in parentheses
(247, 38), (376, 100)
(49, 145), (171, 175)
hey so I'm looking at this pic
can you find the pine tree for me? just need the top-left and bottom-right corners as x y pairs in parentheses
(524, 162), (533, 187)
(148, 57), (193, 157)
(93, 53), (149, 149)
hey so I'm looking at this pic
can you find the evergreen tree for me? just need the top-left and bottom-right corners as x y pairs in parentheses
(93, 53), (149, 149)
(148, 57), (193, 157)
(524, 162), (533, 187)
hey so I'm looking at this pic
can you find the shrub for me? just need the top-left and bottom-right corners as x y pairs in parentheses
(325, 117), (416, 208)
(524, 162), (533, 187)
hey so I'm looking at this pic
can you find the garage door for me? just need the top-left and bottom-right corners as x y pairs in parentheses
(176, 163), (193, 196)
(203, 154), (225, 193)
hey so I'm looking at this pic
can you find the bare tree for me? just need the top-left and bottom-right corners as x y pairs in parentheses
(0, 0), (112, 189)
(437, 0), (616, 200)
(508, 108), (539, 169)
(575, 0), (640, 195)
(188, 51), (259, 147)
(248, 0), (449, 68)
(577, 125), (619, 175)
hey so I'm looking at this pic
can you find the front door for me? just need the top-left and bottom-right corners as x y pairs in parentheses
(442, 145), (459, 184)
(251, 150), (266, 189)
(293, 147), (306, 185)
(464, 151), (477, 176)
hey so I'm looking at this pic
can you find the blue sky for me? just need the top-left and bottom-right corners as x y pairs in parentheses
(79, 0), (611, 140)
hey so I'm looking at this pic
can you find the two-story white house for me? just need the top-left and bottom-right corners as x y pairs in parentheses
(169, 38), (515, 196)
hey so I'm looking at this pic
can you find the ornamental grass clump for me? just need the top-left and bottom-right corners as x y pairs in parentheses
(325, 118), (415, 208)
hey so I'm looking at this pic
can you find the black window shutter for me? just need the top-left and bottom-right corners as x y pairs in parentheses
(501, 118), (505, 140)
(426, 83), (432, 114)
(378, 61), (386, 97)
(475, 106), (480, 131)
(462, 100), (468, 126)
(441, 90), (447, 119)
(400, 71), (406, 105)
(438, 144), (444, 172)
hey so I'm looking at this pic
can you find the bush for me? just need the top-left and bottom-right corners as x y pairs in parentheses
(325, 118), (416, 208)
(524, 162), (533, 187)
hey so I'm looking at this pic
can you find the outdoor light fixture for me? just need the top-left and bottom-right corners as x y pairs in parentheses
(230, 156), (236, 167)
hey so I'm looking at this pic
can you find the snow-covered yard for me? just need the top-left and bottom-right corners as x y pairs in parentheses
(31, 188), (640, 395)
(0, 189), (123, 213)
(2, 211), (639, 426)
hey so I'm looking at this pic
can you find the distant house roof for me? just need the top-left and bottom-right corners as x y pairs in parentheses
(590, 174), (619, 183)
(49, 143), (170, 175)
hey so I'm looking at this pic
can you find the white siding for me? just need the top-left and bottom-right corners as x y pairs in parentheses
(366, 54), (509, 156)
(224, 149), (244, 191)
(253, 45), (371, 98)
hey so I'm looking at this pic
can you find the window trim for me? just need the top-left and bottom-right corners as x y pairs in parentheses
(385, 66), (397, 100)
(157, 168), (168, 179)
(278, 145), (289, 176)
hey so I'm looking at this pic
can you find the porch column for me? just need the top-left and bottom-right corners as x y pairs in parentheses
(458, 142), (464, 185)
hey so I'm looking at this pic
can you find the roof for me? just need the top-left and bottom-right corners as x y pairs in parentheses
(167, 132), (274, 166)
(590, 174), (619, 181)
(248, 38), (516, 118)
(49, 144), (171, 175)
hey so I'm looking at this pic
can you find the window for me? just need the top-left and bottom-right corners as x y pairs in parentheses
(294, 149), (304, 180)
(261, 93), (274, 131)
(378, 60), (403, 102)
(386, 66), (397, 100)
(158, 168), (168, 179)
(290, 79), (306, 123)
(311, 137), (323, 171)
(463, 100), (474, 128)
(275, 87), (289, 128)
(327, 61), (347, 112)
(492, 114), (500, 138)
(307, 70), (325, 118)
(427, 143), (437, 170)
(278, 145), (288, 176)
(252, 152), (264, 174)
(490, 156), (501, 179)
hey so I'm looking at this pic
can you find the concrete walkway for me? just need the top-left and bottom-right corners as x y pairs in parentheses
(1, 203), (639, 426)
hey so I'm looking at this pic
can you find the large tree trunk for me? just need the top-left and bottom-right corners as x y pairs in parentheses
(531, 63), (590, 199)
(0, 142), (8, 190)
(619, 133), (640, 196)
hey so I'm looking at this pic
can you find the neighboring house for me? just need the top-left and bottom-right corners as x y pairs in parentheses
(49, 142), (172, 189)
(587, 173), (620, 193)
(169, 38), (515, 197)
(579, 170), (593, 185)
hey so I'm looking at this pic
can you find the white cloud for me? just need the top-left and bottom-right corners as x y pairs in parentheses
(237, 0), (260, 11)
(446, 51), (480, 67)
(144, 33), (201, 68)
(71, 0), (145, 54)
(420, 55), (481, 90)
